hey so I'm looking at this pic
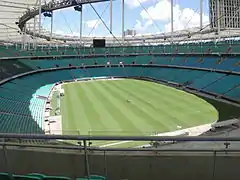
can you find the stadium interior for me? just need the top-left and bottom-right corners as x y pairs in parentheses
(0, 0), (240, 179)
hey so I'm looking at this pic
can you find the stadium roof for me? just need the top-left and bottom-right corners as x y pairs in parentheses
(0, 0), (53, 43)
(1, 0), (240, 45)
(0, 0), (35, 41)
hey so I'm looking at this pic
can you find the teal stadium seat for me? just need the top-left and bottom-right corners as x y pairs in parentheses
(17, 55), (240, 73)
(71, 69), (89, 79)
(0, 60), (33, 80)
(204, 75), (240, 94)
(190, 72), (226, 89)
(172, 70), (207, 84)
(216, 58), (238, 71)
(226, 85), (240, 100)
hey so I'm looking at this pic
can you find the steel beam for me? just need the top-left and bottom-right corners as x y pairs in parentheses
(50, 12), (53, 41)
(18, 0), (111, 31)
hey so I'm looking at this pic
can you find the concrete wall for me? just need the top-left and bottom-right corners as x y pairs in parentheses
(1, 146), (240, 180)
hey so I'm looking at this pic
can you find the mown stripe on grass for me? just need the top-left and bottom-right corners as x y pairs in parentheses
(99, 81), (161, 133)
(143, 80), (218, 113)
(109, 80), (177, 130)
(113, 80), (184, 127)
(144, 81), (216, 121)
(50, 91), (57, 116)
(135, 80), (218, 125)
(101, 80), (170, 133)
(138, 79), (210, 108)
(119, 79), (192, 127)
(68, 83), (99, 134)
(91, 79), (142, 134)
(79, 82), (121, 132)
(61, 84), (80, 135)
(73, 83), (106, 134)
(119, 79), (216, 127)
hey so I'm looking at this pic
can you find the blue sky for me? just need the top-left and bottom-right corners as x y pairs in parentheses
(42, 0), (210, 37)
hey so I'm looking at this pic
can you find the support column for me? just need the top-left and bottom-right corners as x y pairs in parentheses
(39, 0), (42, 35)
(83, 140), (90, 180)
(122, 0), (125, 43)
(28, 23), (31, 49)
(200, 0), (203, 30)
(21, 31), (24, 50)
(110, 0), (112, 33)
(50, 12), (53, 41)
(33, 16), (36, 48)
(200, 0), (203, 49)
(217, 0), (221, 39)
(170, 0), (174, 43)
(79, 6), (83, 46)
(24, 24), (27, 50)
(22, 24), (26, 50)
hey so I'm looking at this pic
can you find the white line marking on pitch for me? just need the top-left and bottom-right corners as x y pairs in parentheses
(99, 140), (132, 147)
(99, 123), (213, 148)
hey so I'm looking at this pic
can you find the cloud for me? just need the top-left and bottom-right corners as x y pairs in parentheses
(134, 20), (153, 32)
(140, 0), (209, 32)
(85, 19), (100, 29)
(125, 0), (151, 8)
(164, 8), (209, 32)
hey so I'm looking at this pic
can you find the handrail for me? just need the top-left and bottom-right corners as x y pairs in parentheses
(1, 133), (240, 141)
(0, 52), (226, 61)
(1, 52), (240, 61)
(1, 142), (239, 152)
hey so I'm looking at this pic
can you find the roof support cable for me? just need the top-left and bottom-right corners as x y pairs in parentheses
(135, 0), (177, 54)
(59, 11), (82, 49)
(87, 3), (110, 37)
(87, 1), (132, 47)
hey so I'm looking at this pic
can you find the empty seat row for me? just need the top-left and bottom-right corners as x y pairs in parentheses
(19, 56), (240, 73)
(0, 113), (43, 134)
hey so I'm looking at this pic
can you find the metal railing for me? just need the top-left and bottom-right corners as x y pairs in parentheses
(1, 133), (240, 141)
(2, 133), (240, 180)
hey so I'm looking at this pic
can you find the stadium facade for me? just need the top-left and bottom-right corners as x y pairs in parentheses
(209, 0), (240, 29)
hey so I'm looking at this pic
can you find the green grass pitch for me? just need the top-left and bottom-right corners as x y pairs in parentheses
(57, 79), (218, 143)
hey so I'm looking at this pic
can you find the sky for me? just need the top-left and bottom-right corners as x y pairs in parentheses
(42, 0), (210, 37)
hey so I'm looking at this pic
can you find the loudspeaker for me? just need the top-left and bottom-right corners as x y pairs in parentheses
(93, 39), (105, 48)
